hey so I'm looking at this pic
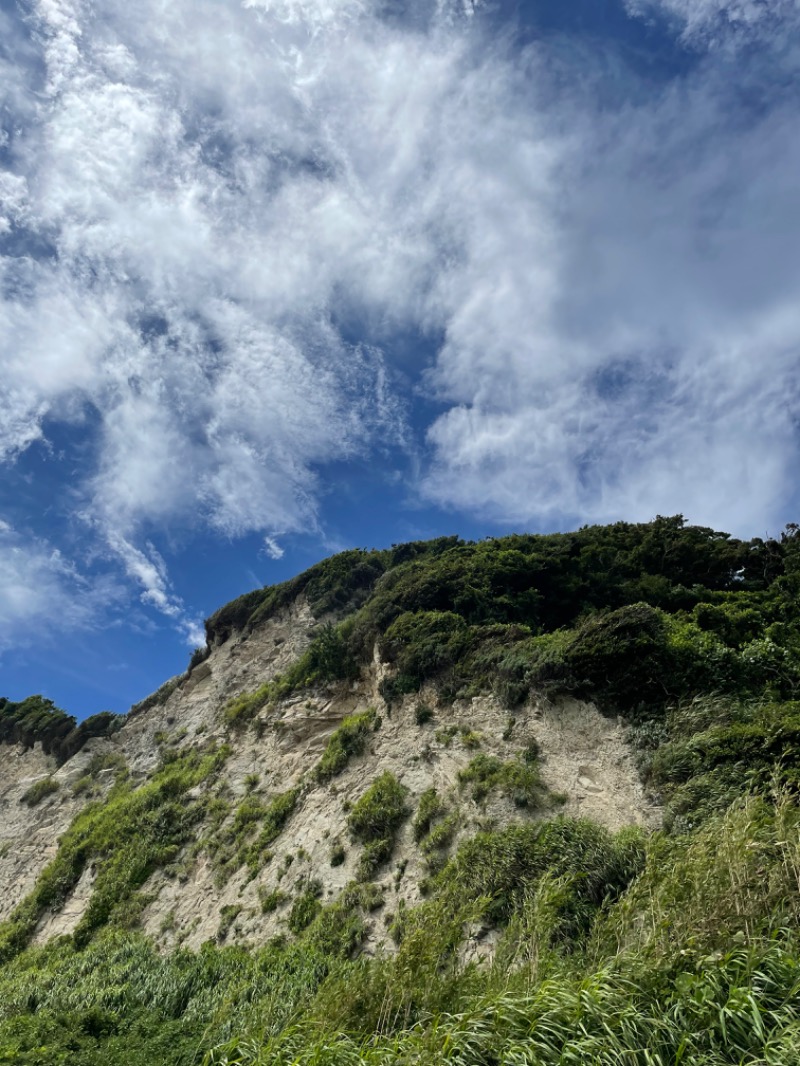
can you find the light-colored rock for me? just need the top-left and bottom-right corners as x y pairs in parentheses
(0, 593), (660, 956)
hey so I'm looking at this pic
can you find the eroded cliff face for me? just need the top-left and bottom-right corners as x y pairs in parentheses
(0, 593), (659, 954)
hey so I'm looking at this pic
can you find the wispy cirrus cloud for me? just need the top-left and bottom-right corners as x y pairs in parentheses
(626, 0), (799, 45)
(1, 0), (799, 653)
(0, 520), (120, 651)
(420, 0), (800, 532)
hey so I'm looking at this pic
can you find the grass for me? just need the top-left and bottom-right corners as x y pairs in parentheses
(457, 752), (548, 808)
(412, 787), (444, 842)
(315, 708), (377, 782)
(258, 888), (289, 914)
(348, 772), (409, 880)
(414, 702), (435, 726)
(5, 519), (800, 1063)
(0, 743), (230, 961)
(21, 776), (59, 806)
(1, 781), (800, 1066)
(418, 812), (459, 871)
(223, 626), (362, 729)
(288, 879), (323, 935)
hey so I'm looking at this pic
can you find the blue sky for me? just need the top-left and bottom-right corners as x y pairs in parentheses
(1, 0), (800, 719)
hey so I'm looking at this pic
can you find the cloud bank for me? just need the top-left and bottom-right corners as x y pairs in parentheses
(1, 0), (799, 644)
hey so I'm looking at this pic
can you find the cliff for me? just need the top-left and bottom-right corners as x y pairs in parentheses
(1, 518), (799, 1066)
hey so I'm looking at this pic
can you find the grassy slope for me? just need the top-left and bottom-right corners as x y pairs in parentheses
(2, 516), (800, 1064)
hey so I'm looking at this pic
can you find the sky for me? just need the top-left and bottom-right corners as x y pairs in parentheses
(1, 0), (800, 719)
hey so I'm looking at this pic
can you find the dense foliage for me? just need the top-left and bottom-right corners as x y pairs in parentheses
(3, 517), (800, 1063)
(206, 515), (800, 719)
(0, 795), (798, 1065)
(0, 695), (123, 765)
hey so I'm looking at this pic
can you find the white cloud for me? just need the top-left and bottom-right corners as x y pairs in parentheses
(626, 0), (799, 46)
(0, 522), (117, 652)
(418, 6), (800, 536)
(104, 533), (204, 645)
(0, 0), (798, 661)
(263, 536), (285, 560)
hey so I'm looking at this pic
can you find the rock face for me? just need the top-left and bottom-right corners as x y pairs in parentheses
(0, 593), (660, 954)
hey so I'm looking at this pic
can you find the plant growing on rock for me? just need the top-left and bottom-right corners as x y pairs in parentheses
(348, 772), (409, 880)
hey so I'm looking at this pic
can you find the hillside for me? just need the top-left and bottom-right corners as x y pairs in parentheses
(1, 516), (800, 1064)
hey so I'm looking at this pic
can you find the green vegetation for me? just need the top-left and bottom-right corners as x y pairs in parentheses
(412, 787), (444, 842)
(315, 708), (377, 782)
(347, 771), (409, 880)
(412, 789), (459, 872)
(0, 696), (123, 765)
(216, 904), (243, 942)
(288, 879), (323, 934)
(206, 514), (800, 716)
(204, 787), (301, 881)
(207, 515), (800, 715)
(0, 795), (797, 1064)
(302, 881), (383, 959)
(128, 676), (183, 718)
(205, 547), (393, 644)
(69, 754), (128, 800)
(20, 776), (59, 807)
(458, 751), (549, 807)
(258, 887), (288, 914)
(4, 518), (800, 1063)
(434, 723), (459, 746)
(0, 742), (229, 962)
(418, 810), (459, 871)
(414, 700), (434, 725)
(223, 626), (361, 727)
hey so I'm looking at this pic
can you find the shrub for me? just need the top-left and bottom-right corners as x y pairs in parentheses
(435, 725), (459, 747)
(459, 728), (482, 749)
(21, 777), (59, 807)
(413, 788), (444, 842)
(188, 645), (210, 670)
(649, 701), (800, 799)
(217, 905), (242, 941)
(242, 789), (300, 875)
(380, 610), (472, 694)
(348, 772), (409, 844)
(288, 880), (323, 934)
(348, 772), (409, 879)
(258, 888), (289, 914)
(304, 623), (360, 683)
(442, 817), (645, 932)
(315, 709), (377, 782)
(414, 702), (435, 726)
(458, 753), (547, 808)
(303, 882), (382, 958)
(71, 775), (96, 798)
(419, 812), (460, 872)
(222, 683), (273, 728)
(0, 695), (124, 764)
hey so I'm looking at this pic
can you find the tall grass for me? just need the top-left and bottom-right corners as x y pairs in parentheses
(1, 780), (799, 1065)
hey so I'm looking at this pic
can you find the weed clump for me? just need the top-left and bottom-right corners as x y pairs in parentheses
(21, 776), (59, 807)
(258, 887), (288, 914)
(348, 772), (409, 880)
(458, 752), (547, 808)
(315, 708), (377, 782)
(414, 701), (435, 726)
(412, 788), (445, 842)
(288, 879), (323, 934)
